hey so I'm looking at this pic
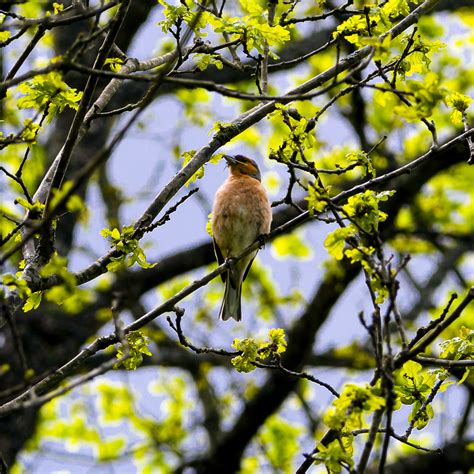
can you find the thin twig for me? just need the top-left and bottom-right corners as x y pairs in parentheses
(255, 360), (340, 398)
(352, 428), (439, 453)
(167, 308), (238, 357)
(356, 408), (384, 473)
(142, 188), (199, 234)
(415, 356), (474, 368)
(403, 378), (444, 440)
(398, 289), (474, 366)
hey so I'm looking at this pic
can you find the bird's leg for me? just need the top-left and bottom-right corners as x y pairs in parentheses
(257, 233), (269, 249)
(225, 257), (238, 282)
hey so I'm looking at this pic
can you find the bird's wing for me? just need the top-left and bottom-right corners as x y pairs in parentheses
(242, 255), (256, 281)
(213, 237), (226, 282)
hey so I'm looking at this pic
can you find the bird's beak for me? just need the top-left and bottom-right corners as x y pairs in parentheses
(223, 155), (237, 165)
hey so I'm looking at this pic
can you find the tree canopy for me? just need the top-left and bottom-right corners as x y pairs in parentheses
(1, 0), (474, 473)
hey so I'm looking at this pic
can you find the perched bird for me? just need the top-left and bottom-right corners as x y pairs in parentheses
(212, 155), (272, 321)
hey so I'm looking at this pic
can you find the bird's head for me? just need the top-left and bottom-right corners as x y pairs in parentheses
(224, 154), (261, 181)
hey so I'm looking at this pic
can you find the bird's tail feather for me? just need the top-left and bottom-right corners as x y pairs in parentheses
(219, 272), (242, 321)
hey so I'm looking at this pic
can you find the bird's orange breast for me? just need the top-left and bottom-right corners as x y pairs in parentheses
(212, 175), (272, 258)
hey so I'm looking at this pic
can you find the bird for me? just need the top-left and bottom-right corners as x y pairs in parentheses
(211, 154), (272, 321)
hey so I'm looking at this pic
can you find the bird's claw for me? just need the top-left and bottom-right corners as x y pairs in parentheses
(257, 234), (268, 249)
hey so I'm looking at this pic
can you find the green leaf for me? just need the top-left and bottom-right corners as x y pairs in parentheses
(115, 331), (152, 370)
(157, 0), (207, 34)
(324, 383), (385, 432)
(445, 92), (472, 112)
(306, 184), (330, 215)
(267, 328), (287, 354)
(445, 92), (472, 125)
(111, 228), (121, 240)
(342, 190), (395, 232)
(101, 226), (156, 270)
(181, 150), (202, 186)
(2, 273), (31, 299)
(458, 368), (470, 385)
(23, 291), (43, 312)
(393, 73), (446, 121)
(439, 327), (474, 376)
(324, 227), (354, 260)
(193, 53), (223, 71)
(346, 151), (376, 178)
(333, 14), (368, 44)
(211, 4), (291, 58)
(15, 197), (45, 215)
(19, 118), (40, 142)
(409, 400), (434, 430)
(52, 3), (64, 14)
(104, 57), (124, 72)
(181, 150), (221, 186)
(239, 0), (263, 15)
(100, 228), (111, 238)
(383, 0), (410, 18)
(314, 439), (354, 474)
(17, 72), (83, 119)
(0, 31), (11, 42)
(106, 257), (126, 272)
(231, 338), (259, 373)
